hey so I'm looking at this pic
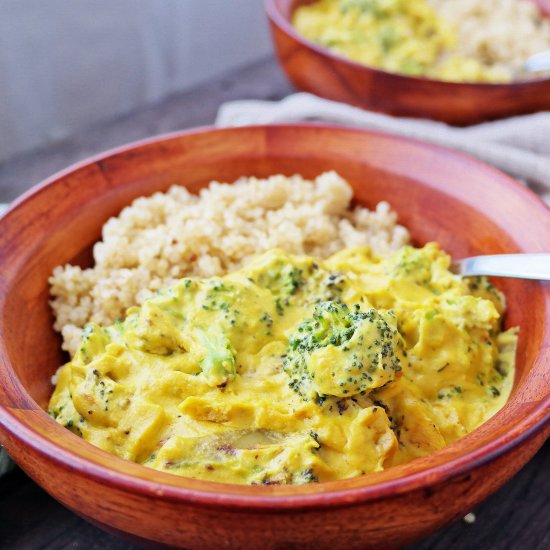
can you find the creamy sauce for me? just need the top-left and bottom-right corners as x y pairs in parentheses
(49, 244), (516, 484)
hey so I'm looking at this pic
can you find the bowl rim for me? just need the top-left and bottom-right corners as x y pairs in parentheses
(0, 123), (549, 511)
(265, 0), (550, 88)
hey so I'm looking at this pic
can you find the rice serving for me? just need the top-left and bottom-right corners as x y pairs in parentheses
(50, 171), (409, 356)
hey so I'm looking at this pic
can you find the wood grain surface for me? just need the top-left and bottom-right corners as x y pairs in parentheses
(267, 0), (550, 125)
(0, 56), (548, 550)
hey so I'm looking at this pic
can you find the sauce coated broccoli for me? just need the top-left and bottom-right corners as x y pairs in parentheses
(284, 301), (403, 402)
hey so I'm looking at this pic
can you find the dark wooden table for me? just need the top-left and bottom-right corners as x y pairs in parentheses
(0, 56), (548, 550)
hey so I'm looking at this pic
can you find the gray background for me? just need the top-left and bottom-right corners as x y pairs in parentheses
(0, 0), (271, 163)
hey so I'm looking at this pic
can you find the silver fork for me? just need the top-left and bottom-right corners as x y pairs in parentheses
(452, 254), (550, 280)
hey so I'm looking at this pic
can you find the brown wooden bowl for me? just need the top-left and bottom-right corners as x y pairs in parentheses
(266, 0), (550, 125)
(0, 125), (549, 549)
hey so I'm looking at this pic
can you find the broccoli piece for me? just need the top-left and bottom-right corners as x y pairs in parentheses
(284, 302), (402, 402)
(340, 0), (386, 17)
(194, 326), (236, 387)
(467, 276), (506, 317)
(74, 323), (111, 365)
(391, 246), (433, 286)
(249, 251), (317, 299)
(257, 263), (306, 297)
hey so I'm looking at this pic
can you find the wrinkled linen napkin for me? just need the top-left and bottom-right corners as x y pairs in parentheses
(216, 92), (550, 204)
(2, 94), (549, 477)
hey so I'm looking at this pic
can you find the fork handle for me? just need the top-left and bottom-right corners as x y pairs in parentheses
(455, 254), (550, 280)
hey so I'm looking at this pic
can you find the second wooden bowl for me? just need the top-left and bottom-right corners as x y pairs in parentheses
(266, 0), (550, 125)
(0, 125), (549, 549)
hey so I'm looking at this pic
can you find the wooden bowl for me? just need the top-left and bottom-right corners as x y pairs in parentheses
(0, 125), (549, 549)
(266, 0), (550, 125)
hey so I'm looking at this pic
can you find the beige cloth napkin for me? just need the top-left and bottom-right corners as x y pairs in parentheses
(216, 92), (550, 204)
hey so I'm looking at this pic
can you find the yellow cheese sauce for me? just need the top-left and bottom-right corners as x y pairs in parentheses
(49, 244), (516, 485)
(292, 0), (512, 83)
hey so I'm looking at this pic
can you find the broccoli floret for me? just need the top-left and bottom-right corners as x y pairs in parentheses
(249, 251), (316, 299)
(258, 263), (306, 297)
(340, 0), (386, 17)
(194, 326), (236, 387)
(391, 246), (433, 286)
(284, 302), (402, 402)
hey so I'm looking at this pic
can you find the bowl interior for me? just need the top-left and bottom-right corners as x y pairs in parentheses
(0, 124), (548, 498)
